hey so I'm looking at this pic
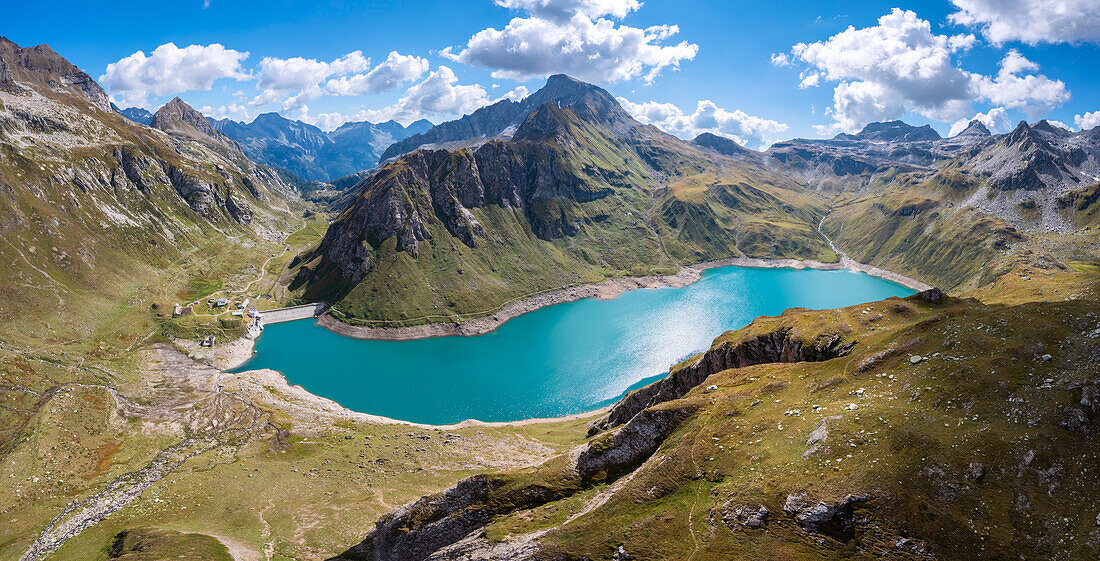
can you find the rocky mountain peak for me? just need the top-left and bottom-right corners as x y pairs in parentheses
(0, 36), (111, 110)
(381, 74), (636, 161)
(1002, 120), (1051, 151)
(524, 74), (635, 133)
(853, 120), (941, 142)
(956, 120), (991, 138)
(692, 132), (755, 158)
(151, 97), (224, 140)
(1032, 119), (1072, 136)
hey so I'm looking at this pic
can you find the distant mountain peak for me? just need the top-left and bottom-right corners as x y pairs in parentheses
(111, 103), (155, 126)
(380, 74), (636, 161)
(956, 120), (991, 137)
(151, 97), (231, 145)
(692, 132), (754, 158)
(852, 120), (942, 142)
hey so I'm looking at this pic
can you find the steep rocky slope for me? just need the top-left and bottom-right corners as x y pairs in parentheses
(293, 76), (833, 324)
(207, 112), (432, 181)
(0, 36), (300, 342)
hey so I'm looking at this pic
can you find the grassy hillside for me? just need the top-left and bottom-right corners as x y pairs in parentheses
(332, 272), (1100, 560)
(295, 105), (836, 327)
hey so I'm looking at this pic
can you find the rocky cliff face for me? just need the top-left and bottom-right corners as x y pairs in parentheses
(596, 324), (856, 432)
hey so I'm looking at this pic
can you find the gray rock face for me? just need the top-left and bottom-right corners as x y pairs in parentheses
(720, 503), (770, 529)
(576, 406), (690, 479)
(165, 165), (216, 215)
(225, 190), (253, 224)
(330, 475), (497, 561)
(596, 327), (854, 432)
(783, 493), (871, 538)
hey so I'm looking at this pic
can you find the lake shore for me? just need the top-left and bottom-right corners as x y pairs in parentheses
(234, 365), (611, 430)
(315, 256), (931, 342)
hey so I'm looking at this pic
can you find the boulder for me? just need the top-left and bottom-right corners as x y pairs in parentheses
(783, 493), (871, 539)
(720, 503), (769, 529)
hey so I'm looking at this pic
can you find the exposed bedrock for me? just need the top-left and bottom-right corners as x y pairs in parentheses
(591, 325), (855, 434)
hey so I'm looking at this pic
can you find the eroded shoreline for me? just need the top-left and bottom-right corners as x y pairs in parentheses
(218, 256), (928, 429)
(316, 256), (931, 341)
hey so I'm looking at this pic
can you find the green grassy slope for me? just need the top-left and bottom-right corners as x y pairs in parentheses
(336, 278), (1100, 560)
(295, 105), (836, 326)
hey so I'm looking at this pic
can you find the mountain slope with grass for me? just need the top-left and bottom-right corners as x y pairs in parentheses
(330, 279), (1100, 561)
(291, 76), (835, 325)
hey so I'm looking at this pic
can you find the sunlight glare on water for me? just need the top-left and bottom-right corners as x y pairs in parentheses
(233, 266), (914, 424)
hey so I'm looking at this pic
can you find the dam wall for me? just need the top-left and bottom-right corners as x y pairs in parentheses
(262, 303), (327, 324)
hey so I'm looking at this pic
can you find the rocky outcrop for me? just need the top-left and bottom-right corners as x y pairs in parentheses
(225, 189), (253, 224)
(165, 164), (217, 215)
(719, 503), (770, 529)
(594, 327), (854, 433)
(783, 492), (872, 539)
(330, 475), (500, 561)
(576, 405), (692, 479)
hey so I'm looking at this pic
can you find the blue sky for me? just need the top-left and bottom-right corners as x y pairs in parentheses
(7, 0), (1100, 147)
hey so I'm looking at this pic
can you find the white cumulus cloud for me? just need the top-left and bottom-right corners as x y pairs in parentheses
(948, 0), (1100, 45)
(617, 97), (789, 149)
(948, 106), (1011, 137)
(969, 50), (1069, 117)
(1075, 110), (1100, 131)
(100, 43), (250, 107)
(256, 51), (369, 92)
(442, 1), (697, 84)
(790, 8), (975, 133)
(324, 51), (429, 96)
(344, 66), (493, 125)
(784, 8), (1069, 134)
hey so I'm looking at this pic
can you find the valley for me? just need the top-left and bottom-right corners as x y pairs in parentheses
(0, 31), (1098, 561)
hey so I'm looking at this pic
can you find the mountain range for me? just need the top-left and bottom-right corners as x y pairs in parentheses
(115, 105), (433, 182)
(2, 35), (1099, 561)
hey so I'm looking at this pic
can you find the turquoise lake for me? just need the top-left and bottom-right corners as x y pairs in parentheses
(233, 266), (914, 425)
